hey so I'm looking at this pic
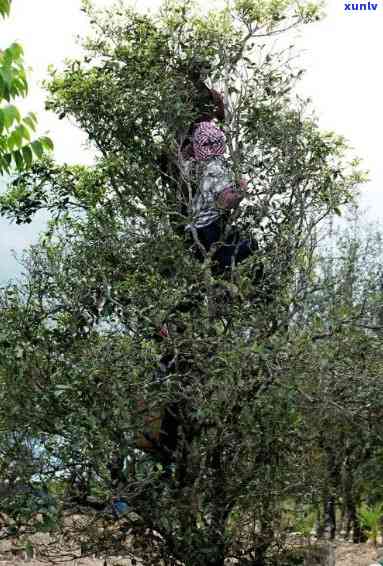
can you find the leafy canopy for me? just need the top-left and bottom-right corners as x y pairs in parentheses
(0, 0), (53, 175)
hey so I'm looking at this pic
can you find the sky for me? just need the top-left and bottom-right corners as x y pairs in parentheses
(0, 0), (382, 283)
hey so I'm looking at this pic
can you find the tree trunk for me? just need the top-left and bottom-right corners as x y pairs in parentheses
(320, 445), (339, 540)
(342, 458), (367, 543)
(204, 446), (229, 566)
(303, 543), (335, 566)
(337, 499), (346, 538)
(323, 495), (336, 540)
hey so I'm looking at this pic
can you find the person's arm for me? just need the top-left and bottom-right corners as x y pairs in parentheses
(201, 160), (231, 206)
(203, 160), (247, 210)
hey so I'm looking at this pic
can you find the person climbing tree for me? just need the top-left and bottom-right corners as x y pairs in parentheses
(186, 120), (255, 276)
(131, 122), (258, 472)
(179, 57), (225, 159)
(158, 58), (225, 235)
(113, 111), (267, 490)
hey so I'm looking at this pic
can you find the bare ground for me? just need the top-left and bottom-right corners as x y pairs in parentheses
(0, 542), (379, 565)
(336, 542), (381, 566)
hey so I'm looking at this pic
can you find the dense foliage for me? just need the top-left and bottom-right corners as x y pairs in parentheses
(0, 1), (381, 565)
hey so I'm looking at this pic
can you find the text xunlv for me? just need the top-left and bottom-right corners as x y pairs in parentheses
(344, 2), (378, 9)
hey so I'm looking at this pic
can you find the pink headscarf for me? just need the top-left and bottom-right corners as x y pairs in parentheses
(192, 121), (226, 161)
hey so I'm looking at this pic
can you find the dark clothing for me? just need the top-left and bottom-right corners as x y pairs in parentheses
(191, 83), (225, 124)
(193, 218), (254, 275)
(181, 84), (225, 159)
(159, 403), (179, 455)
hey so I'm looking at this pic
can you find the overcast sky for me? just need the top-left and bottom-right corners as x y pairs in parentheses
(0, 0), (382, 283)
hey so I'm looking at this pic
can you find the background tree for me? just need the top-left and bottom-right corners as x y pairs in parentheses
(277, 211), (383, 541)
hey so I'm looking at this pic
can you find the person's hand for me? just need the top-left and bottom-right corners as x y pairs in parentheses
(216, 186), (243, 209)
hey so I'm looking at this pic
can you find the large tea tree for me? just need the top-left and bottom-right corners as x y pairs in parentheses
(0, 0), (53, 176)
(0, 1), (372, 565)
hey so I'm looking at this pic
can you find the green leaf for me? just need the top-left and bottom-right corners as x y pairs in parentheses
(3, 151), (11, 166)
(0, 156), (10, 174)
(2, 105), (21, 129)
(39, 136), (54, 151)
(8, 127), (22, 150)
(0, 67), (12, 89)
(31, 140), (44, 158)
(10, 77), (28, 97)
(8, 43), (23, 61)
(0, 0), (11, 19)
(13, 149), (24, 171)
(28, 112), (38, 126)
(22, 145), (33, 168)
(16, 124), (31, 142)
(23, 114), (37, 132)
(1, 80), (10, 102)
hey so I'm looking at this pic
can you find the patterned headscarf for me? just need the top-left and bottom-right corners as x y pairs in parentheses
(192, 121), (226, 161)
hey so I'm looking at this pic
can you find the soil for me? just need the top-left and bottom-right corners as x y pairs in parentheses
(336, 542), (381, 566)
(0, 541), (379, 565)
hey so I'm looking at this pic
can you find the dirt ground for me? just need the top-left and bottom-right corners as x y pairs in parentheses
(336, 542), (381, 566)
(0, 542), (379, 565)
